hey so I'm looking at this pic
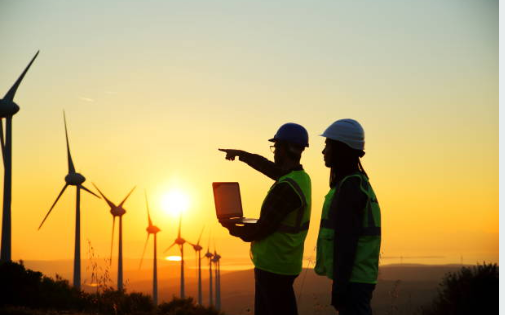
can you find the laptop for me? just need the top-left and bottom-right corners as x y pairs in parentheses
(212, 182), (258, 224)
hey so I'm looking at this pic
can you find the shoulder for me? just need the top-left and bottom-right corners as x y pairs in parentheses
(335, 174), (368, 206)
(339, 175), (362, 192)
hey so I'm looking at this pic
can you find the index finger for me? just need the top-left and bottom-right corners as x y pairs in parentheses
(218, 148), (229, 152)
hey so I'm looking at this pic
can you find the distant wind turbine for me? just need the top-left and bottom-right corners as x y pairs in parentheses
(163, 213), (187, 298)
(212, 248), (222, 311)
(38, 112), (100, 290)
(187, 226), (205, 305)
(0, 51), (39, 261)
(139, 192), (161, 305)
(92, 184), (136, 291)
(204, 232), (214, 306)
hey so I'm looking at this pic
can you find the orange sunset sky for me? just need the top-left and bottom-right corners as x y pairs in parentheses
(0, 0), (498, 269)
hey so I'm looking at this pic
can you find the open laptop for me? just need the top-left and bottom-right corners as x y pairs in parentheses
(212, 182), (258, 224)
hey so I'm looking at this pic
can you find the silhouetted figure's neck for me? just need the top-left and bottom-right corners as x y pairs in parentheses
(278, 159), (302, 173)
(330, 164), (359, 188)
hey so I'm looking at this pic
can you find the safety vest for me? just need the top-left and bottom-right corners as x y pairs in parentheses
(251, 170), (311, 275)
(314, 172), (381, 283)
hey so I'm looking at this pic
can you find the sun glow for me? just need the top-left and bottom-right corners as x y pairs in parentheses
(165, 256), (182, 261)
(161, 189), (190, 217)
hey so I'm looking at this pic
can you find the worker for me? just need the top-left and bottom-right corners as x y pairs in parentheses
(314, 119), (381, 315)
(219, 122), (312, 315)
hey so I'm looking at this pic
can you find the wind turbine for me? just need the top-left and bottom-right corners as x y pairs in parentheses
(0, 51), (39, 261)
(139, 192), (161, 305)
(212, 248), (222, 311)
(92, 184), (136, 291)
(163, 213), (187, 298)
(204, 233), (214, 306)
(38, 112), (100, 290)
(187, 226), (205, 305)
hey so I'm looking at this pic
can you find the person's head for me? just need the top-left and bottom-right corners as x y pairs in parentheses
(322, 138), (363, 168)
(269, 123), (309, 166)
(321, 119), (366, 183)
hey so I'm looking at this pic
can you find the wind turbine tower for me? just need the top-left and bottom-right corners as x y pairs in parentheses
(204, 235), (214, 306)
(212, 249), (222, 311)
(0, 51), (39, 261)
(140, 192), (161, 305)
(93, 184), (136, 291)
(164, 214), (187, 298)
(38, 112), (100, 290)
(188, 226), (205, 305)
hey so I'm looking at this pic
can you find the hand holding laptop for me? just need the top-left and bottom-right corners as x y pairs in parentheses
(212, 182), (258, 225)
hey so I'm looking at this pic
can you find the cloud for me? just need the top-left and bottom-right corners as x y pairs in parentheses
(79, 97), (95, 102)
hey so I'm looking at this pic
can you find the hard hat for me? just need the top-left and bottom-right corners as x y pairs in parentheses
(321, 119), (365, 151)
(269, 123), (309, 148)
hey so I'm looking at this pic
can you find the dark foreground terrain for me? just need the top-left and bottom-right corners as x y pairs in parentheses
(4, 260), (497, 315)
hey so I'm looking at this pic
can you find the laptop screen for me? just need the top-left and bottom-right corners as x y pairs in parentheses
(212, 182), (243, 219)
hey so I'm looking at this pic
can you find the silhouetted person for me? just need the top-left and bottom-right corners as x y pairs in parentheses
(219, 123), (312, 315)
(315, 119), (381, 315)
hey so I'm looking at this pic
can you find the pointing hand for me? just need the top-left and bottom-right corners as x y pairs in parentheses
(218, 149), (244, 161)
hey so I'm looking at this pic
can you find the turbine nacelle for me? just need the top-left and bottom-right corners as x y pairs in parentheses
(0, 100), (20, 117)
(147, 225), (160, 234)
(175, 237), (186, 245)
(205, 251), (213, 259)
(65, 173), (85, 185)
(193, 244), (203, 251)
(111, 207), (126, 217)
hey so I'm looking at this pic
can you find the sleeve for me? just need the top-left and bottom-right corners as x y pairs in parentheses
(331, 177), (368, 289)
(226, 182), (302, 242)
(238, 152), (286, 180)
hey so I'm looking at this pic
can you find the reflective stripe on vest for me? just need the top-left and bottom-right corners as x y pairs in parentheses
(277, 177), (310, 233)
(320, 219), (380, 236)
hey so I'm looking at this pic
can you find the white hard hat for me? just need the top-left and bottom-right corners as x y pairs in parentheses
(321, 119), (365, 151)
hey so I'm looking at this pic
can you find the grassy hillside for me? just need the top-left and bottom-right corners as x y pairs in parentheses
(0, 260), (222, 315)
(4, 259), (493, 315)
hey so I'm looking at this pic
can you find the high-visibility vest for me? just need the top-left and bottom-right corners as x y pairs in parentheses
(314, 172), (381, 283)
(251, 170), (311, 275)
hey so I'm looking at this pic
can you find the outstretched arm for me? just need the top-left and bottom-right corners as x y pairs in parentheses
(218, 148), (285, 180)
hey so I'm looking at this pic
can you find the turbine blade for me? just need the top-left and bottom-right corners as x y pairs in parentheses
(119, 186), (136, 207)
(92, 183), (116, 208)
(163, 242), (177, 254)
(63, 111), (75, 174)
(80, 185), (101, 199)
(197, 225), (205, 245)
(138, 233), (150, 270)
(38, 184), (68, 230)
(145, 191), (152, 226)
(178, 213), (182, 239)
(207, 228), (212, 252)
(110, 216), (116, 265)
(4, 51), (39, 101)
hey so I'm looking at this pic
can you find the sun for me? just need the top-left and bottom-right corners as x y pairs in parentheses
(161, 189), (190, 217)
(165, 256), (182, 261)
